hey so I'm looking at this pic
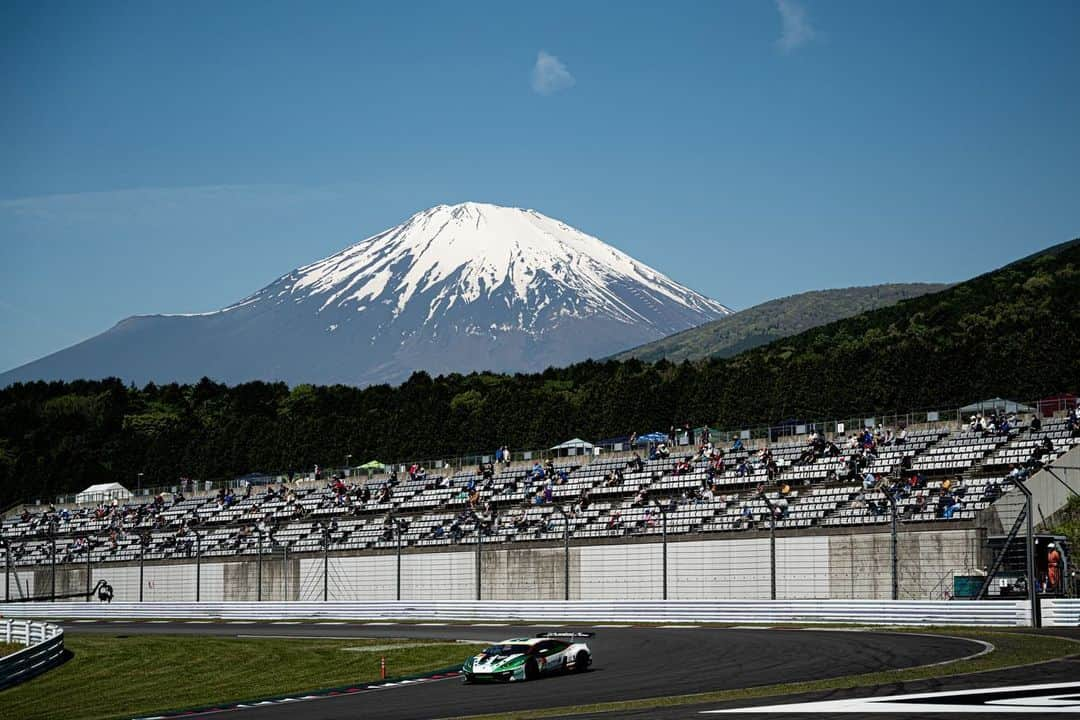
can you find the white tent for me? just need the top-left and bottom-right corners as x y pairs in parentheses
(549, 438), (596, 456)
(960, 398), (1033, 415)
(549, 438), (595, 451)
(75, 482), (133, 505)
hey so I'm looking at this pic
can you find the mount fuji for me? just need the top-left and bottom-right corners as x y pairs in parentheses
(1, 202), (731, 387)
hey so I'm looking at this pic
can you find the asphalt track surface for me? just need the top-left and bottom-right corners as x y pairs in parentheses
(64, 620), (988, 720)
(585, 634), (1080, 720)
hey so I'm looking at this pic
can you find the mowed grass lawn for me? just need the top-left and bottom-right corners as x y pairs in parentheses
(1, 634), (482, 720)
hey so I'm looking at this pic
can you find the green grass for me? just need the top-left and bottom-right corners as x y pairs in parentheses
(0, 634), (483, 720)
(0, 642), (24, 656)
(448, 630), (1079, 720)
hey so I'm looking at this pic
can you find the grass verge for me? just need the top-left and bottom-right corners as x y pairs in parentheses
(0, 642), (24, 656)
(0, 634), (483, 720)
(449, 629), (1079, 720)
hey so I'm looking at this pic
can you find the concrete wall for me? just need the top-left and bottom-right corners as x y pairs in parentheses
(6, 525), (985, 603)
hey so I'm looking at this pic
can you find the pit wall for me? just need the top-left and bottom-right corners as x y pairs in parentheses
(7, 526), (982, 603)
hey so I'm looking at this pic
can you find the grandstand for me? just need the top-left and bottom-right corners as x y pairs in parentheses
(2, 409), (1077, 602)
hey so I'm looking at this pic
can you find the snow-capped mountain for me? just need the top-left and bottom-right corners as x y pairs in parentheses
(1, 202), (730, 387)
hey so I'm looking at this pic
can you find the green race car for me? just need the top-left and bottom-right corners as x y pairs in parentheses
(462, 632), (593, 682)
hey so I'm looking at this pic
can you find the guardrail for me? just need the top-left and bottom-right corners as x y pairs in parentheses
(0, 619), (65, 690)
(1041, 599), (1080, 628)
(0, 599), (1032, 626)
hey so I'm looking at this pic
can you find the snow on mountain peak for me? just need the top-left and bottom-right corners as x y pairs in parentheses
(225, 202), (729, 342)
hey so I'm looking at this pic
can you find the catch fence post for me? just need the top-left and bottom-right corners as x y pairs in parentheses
(395, 522), (402, 602)
(758, 492), (777, 600)
(195, 531), (202, 602)
(3, 541), (10, 603)
(323, 527), (329, 602)
(1014, 481), (1041, 627)
(257, 529), (263, 602)
(139, 537), (145, 602)
(49, 526), (56, 603)
(475, 527), (482, 601)
(85, 541), (91, 602)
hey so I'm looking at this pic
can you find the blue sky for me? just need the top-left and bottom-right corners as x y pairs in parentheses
(2, 0), (1078, 371)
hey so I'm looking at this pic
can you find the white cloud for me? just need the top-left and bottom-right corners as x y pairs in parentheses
(531, 50), (575, 95)
(776, 0), (816, 53)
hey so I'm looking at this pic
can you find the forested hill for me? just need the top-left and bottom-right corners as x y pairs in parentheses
(1, 239), (1077, 506)
(613, 283), (950, 363)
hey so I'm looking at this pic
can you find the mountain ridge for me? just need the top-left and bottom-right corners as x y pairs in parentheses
(1, 202), (730, 387)
(613, 282), (951, 363)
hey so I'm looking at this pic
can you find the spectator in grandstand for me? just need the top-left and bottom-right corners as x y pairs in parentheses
(654, 442), (671, 460)
(1029, 414), (1042, 432)
(545, 458), (556, 478)
(735, 458), (751, 477)
(895, 425), (909, 445)
(673, 458), (691, 476)
(607, 510), (623, 532)
(912, 492), (928, 516)
(631, 485), (650, 508)
(983, 480), (1002, 502)
(376, 483), (392, 504)
(731, 436), (744, 452)
(1068, 409), (1079, 436)
(575, 488), (592, 513)
(862, 471), (878, 490)
(531, 461), (545, 481)
(797, 435), (818, 465)
(1027, 438), (1054, 469)
(938, 492), (960, 519)
(627, 453), (645, 473)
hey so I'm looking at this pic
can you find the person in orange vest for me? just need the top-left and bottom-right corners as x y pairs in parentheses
(1046, 542), (1062, 592)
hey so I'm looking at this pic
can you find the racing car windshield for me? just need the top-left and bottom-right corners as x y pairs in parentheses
(481, 643), (530, 656)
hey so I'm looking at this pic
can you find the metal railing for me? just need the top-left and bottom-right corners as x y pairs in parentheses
(0, 619), (65, 690)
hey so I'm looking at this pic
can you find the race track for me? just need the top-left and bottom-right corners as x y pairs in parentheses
(64, 620), (985, 719)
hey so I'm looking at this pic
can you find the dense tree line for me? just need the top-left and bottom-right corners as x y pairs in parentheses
(1, 240), (1077, 506)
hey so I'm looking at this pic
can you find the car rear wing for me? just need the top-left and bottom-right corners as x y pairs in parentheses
(536, 631), (595, 639)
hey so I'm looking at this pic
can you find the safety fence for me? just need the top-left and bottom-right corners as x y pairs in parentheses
(0, 599), (1036, 626)
(2, 525), (990, 604)
(0, 619), (65, 691)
